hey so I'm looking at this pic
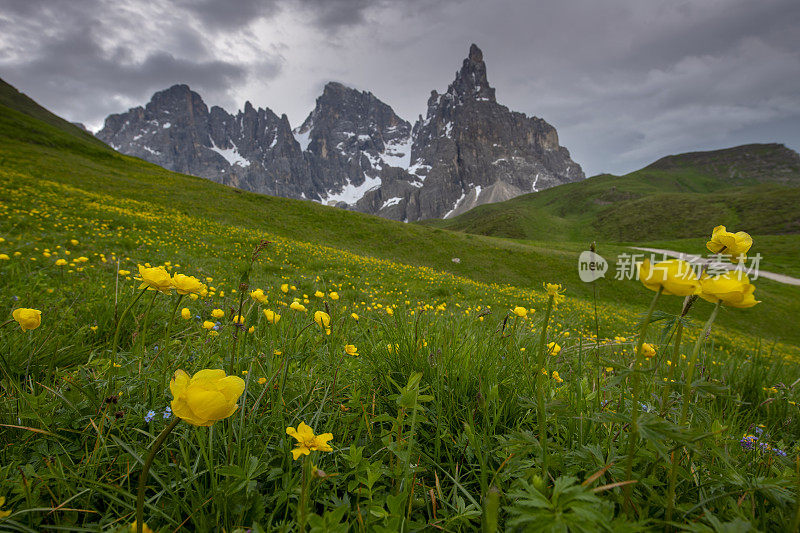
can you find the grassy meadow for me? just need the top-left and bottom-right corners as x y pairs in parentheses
(2, 83), (800, 531)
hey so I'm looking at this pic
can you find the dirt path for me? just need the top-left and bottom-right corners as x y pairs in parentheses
(631, 247), (800, 286)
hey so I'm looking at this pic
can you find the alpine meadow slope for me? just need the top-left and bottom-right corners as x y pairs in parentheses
(2, 78), (800, 532)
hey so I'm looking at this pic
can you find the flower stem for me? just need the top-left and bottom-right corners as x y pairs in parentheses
(298, 455), (312, 532)
(664, 300), (721, 528)
(111, 287), (147, 365)
(535, 295), (555, 480)
(623, 286), (662, 514)
(136, 416), (181, 533)
(660, 320), (684, 412)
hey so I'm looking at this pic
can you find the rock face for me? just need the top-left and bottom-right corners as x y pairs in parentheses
(97, 44), (584, 221)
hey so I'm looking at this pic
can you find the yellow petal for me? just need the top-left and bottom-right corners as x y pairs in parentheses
(213, 376), (245, 402)
(185, 389), (232, 421)
(170, 370), (190, 398)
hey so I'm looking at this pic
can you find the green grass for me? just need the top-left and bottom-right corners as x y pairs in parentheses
(1, 99), (799, 346)
(2, 81), (800, 531)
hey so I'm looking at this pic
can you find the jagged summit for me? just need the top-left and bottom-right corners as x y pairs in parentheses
(448, 43), (495, 102)
(96, 44), (584, 221)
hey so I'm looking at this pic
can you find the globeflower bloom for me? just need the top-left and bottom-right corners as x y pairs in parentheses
(642, 343), (656, 358)
(263, 309), (281, 324)
(211, 308), (225, 319)
(329, 292), (339, 300)
(55, 258), (67, 266)
(290, 301), (307, 312)
(314, 310), (331, 334)
(169, 369), (245, 426)
(345, 344), (358, 356)
(171, 274), (205, 295)
(181, 308), (191, 320)
(286, 421), (334, 460)
(250, 289), (267, 303)
(706, 225), (753, 262)
(699, 271), (760, 308)
(638, 259), (700, 296)
(137, 265), (173, 293)
(547, 342), (561, 356)
(12, 308), (41, 331)
(512, 306), (527, 318)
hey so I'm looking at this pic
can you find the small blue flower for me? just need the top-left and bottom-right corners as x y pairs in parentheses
(153, 345), (159, 352)
(754, 426), (764, 435)
(163, 406), (172, 419)
(145, 410), (155, 423)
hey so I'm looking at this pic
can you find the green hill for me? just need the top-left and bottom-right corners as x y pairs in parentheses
(421, 144), (800, 242)
(1, 78), (798, 346)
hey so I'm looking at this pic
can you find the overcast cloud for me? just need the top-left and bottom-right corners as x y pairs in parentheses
(1, 0), (798, 175)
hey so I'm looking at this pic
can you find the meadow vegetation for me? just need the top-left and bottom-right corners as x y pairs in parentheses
(1, 84), (800, 532)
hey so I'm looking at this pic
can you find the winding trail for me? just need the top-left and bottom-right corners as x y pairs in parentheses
(631, 247), (800, 286)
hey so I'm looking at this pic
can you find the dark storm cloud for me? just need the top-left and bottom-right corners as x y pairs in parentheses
(0, 0), (797, 175)
(177, 0), (280, 30)
(0, 0), (279, 125)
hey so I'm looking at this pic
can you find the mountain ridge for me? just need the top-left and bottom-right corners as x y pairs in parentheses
(95, 44), (584, 221)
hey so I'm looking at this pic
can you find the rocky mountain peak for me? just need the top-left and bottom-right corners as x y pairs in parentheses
(97, 43), (584, 222)
(449, 43), (495, 103)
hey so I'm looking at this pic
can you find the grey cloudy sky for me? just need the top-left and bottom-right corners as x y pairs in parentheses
(1, 0), (798, 176)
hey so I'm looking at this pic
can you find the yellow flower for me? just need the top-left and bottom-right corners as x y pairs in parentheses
(552, 371), (563, 383)
(171, 273), (205, 295)
(345, 344), (359, 356)
(699, 271), (760, 308)
(118, 269), (130, 276)
(386, 307), (394, 316)
(248, 326), (255, 333)
(351, 313), (359, 321)
(250, 289), (268, 303)
(547, 342), (561, 356)
(55, 258), (67, 266)
(0, 495), (12, 519)
(263, 309), (281, 324)
(544, 283), (566, 304)
(69, 239), (79, 246)
(129, 522), (154, 533)
(90, 325), (98, 332)
(329, 292), (339, 300)
(258, 377), (267, 384)
(290, 301), (307, 312)
(12, 308), (41, 331)
(512, 306), (527, 318)
(0, 254), (8, 260)
(211, 308), (225, 319)
(314, 290), (325, 298)
(638, 259), (700, 296)
(137, 264), (173, 293)
(169, 369), (245, 426)
(642, 343), (656, 358)
(706, 225), (753, 262)
(281, 283), (290, 293)
(286, 421), (334, 460)
(314, 310), (331, 334)
(233, 315), (245, 325)
(181, 308), (191, 320)
(202, 321), (215, 330)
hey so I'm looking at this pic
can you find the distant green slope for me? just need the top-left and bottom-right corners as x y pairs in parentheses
(1, 78), (799, 346)
(0, 79), (107, 148)
(421, 144), (800, 242)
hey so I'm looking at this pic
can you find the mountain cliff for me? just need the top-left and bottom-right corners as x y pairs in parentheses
(96, 44), (584, 220)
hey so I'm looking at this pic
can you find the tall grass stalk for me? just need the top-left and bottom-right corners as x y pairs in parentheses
(623, 286), (663, 513)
